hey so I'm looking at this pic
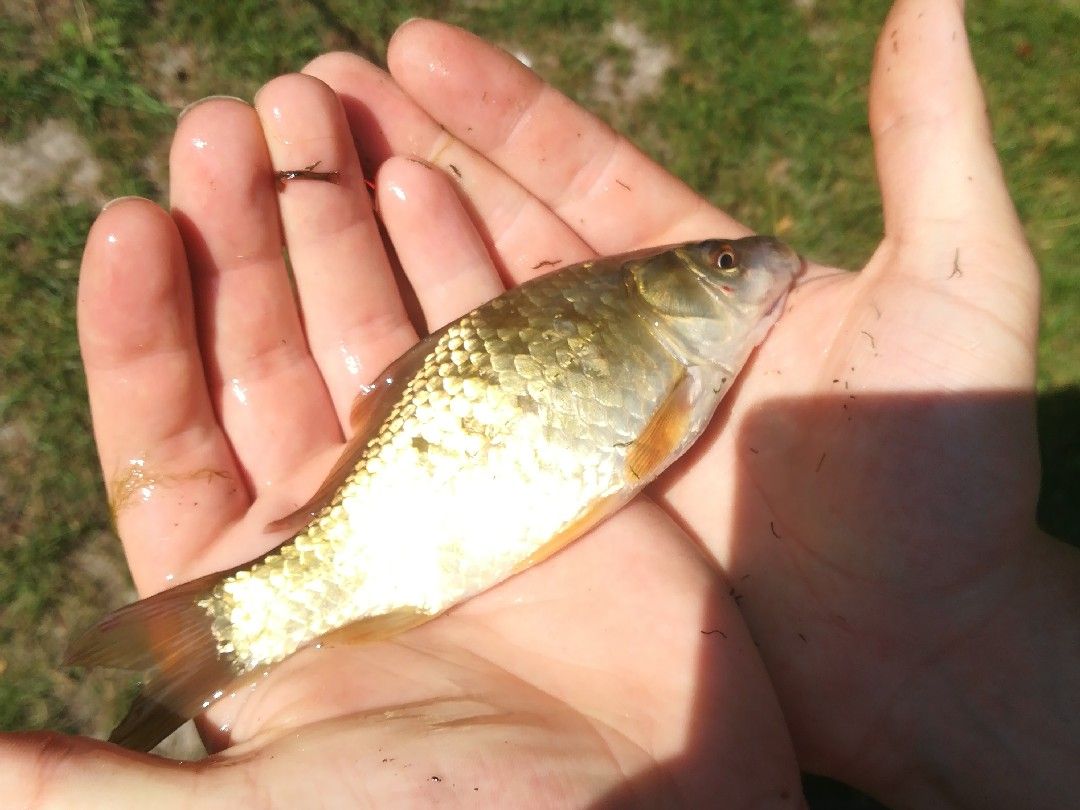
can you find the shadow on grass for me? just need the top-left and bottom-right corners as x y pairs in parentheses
(1037, 385), (1080, 548)
(590, 387), (1071, 808)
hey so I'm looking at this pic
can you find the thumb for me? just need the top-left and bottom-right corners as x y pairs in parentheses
(870, 0), (1026, 248)
(867, 0), (1039, 382)
(0, 732), (211, 808)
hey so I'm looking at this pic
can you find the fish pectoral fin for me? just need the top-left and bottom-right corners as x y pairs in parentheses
(266, 332), (444, 535)
(508, 373), (694, 578)
(315, 608), (435, 648)
(65, 570), (239, 752)
(625, 371), (694, 483)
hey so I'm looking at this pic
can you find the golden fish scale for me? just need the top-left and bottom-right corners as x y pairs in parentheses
(203, 264), (683, 674)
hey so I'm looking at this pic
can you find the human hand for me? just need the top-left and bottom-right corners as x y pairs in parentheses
(298, 1), (1077, 806)
(0, 53), (801, 810)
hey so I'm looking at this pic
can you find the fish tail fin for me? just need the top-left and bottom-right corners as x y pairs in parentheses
(65, 571), (238, 752)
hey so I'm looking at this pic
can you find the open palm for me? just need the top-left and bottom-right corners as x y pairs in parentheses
(14, 17), (804, 810)
(296, 2), (1046, 797)
(2, 2), (1059, 807)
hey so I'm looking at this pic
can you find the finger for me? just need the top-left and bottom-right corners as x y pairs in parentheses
(79, 199), (247, 593)
(376, 157), (505, 331)
(0, 732), (263, 808)
(170, 98), (341, 494)
(867, 0), (1039, 380)
(384, 20), (747, 251)
(0, 732), (189, 807)
(253, 74), (419, 424)
(303, 52), (598, 282)
(869, 1), (1036, 266)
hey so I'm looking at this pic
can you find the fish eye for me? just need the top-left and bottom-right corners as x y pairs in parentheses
(709, 244), (738, 272)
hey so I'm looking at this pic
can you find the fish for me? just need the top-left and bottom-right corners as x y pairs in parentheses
(66, 235), (801, 751)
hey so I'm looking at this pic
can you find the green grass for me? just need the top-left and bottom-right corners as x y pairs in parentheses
(1, 0), (1076, 804)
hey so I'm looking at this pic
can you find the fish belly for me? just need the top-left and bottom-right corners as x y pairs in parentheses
(204, 265), (683, 674)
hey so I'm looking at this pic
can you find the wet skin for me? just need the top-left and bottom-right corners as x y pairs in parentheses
(3, 2), (1077, 808)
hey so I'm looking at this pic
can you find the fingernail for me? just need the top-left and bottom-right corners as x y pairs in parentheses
(100, 195), (149, 213)
(178, 94), (248, 122)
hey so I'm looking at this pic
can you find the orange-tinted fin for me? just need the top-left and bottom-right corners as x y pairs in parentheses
(512, 492), (625, 574)
(65, 570), (238, 752)
(316, 607), (434, 648)
(625, 371), (693, 483)
(508, 375), (694, 577)
(266, 332), (442, 535)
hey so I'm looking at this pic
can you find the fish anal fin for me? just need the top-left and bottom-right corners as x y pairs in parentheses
(266, 332), (443, 535)
(512, 492), (625, 575)
(625, 372), (693, 483)
(65, 570), (242, 752)
(315, 607), (434, 649)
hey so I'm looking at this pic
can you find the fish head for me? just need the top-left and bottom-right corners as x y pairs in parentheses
(628, 235), (802, 367)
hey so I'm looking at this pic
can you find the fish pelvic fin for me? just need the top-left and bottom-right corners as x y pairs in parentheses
(317, 606), (434, 648)
(65, 571), (239, 752)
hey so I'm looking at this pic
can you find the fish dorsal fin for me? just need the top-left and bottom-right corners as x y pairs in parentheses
(266, 332), (442, 534)
(625, 370), (693, 484)
(263, 434), (371, 534)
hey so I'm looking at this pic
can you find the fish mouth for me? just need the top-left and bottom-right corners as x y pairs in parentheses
(761, 250), (804, 318)
(763, 287), (789, 319)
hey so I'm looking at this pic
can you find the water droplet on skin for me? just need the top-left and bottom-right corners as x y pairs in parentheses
(230, 377), (249, 405)
(339, 343), (362, 376)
